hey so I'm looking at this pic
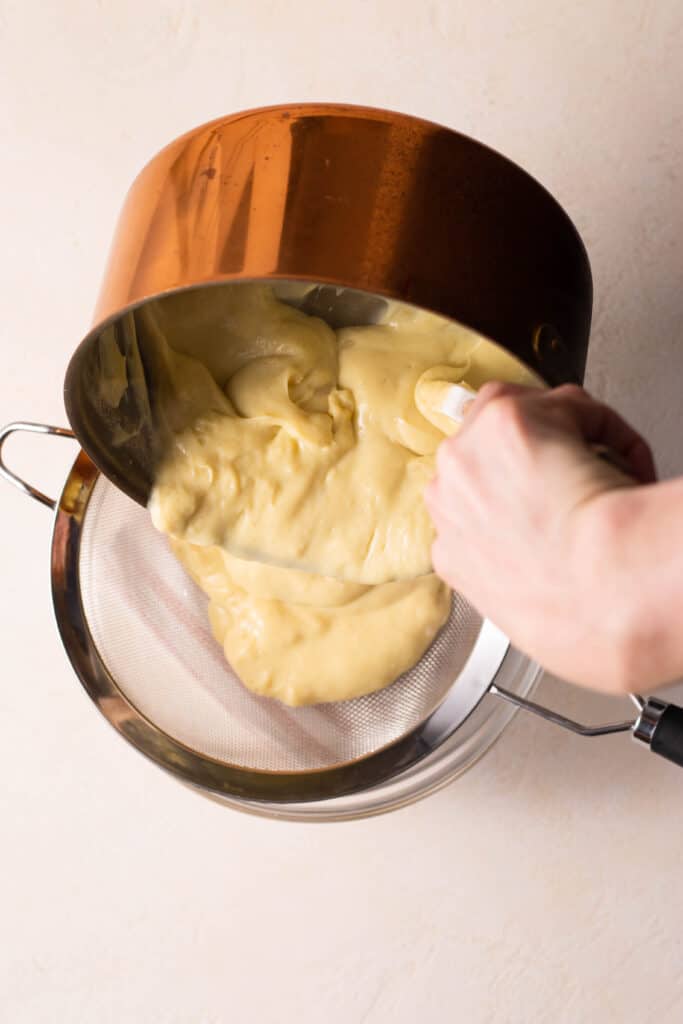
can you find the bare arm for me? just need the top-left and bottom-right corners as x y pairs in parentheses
(425, 382), (683, 694)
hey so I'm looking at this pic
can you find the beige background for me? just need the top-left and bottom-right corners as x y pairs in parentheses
(1, 1), (682, 1021)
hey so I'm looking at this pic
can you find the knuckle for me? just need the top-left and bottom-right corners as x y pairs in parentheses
(551, 383), (589, 404)
(477, 380), (513, 404)
(481, 392), (527, 434)
(479, 380), (509, 399)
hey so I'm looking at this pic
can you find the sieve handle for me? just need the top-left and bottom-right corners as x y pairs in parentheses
(492, 685), (683, 768)
(0, 421), (76, 511)
(490, 683), (635, 736)
(632, 698), (683, 768)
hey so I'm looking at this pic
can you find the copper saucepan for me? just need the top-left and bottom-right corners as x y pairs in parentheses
(63, 102), (592, 505)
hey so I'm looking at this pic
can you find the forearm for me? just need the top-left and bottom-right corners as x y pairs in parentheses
(577, 478), (683, 693)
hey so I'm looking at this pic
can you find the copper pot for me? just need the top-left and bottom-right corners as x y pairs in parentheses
(64, 103), (592, 504)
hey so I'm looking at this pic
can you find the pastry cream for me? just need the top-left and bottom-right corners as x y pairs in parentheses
(149, 289), (536, 583)
(170, 540), (451, 706)
(145, 285), (537, 705)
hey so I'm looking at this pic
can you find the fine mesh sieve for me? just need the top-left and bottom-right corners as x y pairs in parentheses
(8, 426), (679, 821)
(79, 474), (483, 774)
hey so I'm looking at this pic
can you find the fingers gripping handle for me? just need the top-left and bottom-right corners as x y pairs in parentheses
(634, 699), (683, 768)
(0, 422), (76, 510)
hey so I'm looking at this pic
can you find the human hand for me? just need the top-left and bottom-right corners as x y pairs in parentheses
(425, 383), (657, 692)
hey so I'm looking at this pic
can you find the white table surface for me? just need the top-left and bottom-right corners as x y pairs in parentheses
(1, 2), (682, 1021)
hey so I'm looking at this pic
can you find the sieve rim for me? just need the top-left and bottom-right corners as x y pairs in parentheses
(196, 646), (543, 822)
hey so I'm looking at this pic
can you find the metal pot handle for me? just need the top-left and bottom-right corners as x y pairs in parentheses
(492, 684), (683, 767)
(0, 421), (76, 510)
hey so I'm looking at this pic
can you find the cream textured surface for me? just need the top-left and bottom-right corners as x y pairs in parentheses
(1, 2), (682, 1021)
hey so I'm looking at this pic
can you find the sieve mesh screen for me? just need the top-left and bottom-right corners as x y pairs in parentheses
(78, 478), (483, 772)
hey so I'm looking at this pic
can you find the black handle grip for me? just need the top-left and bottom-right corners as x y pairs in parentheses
(650, 704), (683, 768)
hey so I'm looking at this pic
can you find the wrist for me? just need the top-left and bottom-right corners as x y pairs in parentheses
(570, 487), (652, 693)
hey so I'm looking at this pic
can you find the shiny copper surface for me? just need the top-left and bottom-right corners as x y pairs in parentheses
(65, 103), (592, 502)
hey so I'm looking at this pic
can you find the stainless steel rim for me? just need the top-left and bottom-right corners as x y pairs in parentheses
(194, 647), (544, 822)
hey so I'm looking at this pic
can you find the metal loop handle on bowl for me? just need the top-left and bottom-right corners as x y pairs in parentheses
(491, 684), (683, 768)
(0, 421), (76, 510)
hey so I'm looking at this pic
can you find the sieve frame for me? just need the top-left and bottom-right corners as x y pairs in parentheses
(0, 422), (547, 816)
(6, 424), (681, 820)
(49, 447), (527, 802)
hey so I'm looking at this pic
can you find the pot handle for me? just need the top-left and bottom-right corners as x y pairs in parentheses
(491, 684), (683, 768)
(0, 421), (76, 511)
